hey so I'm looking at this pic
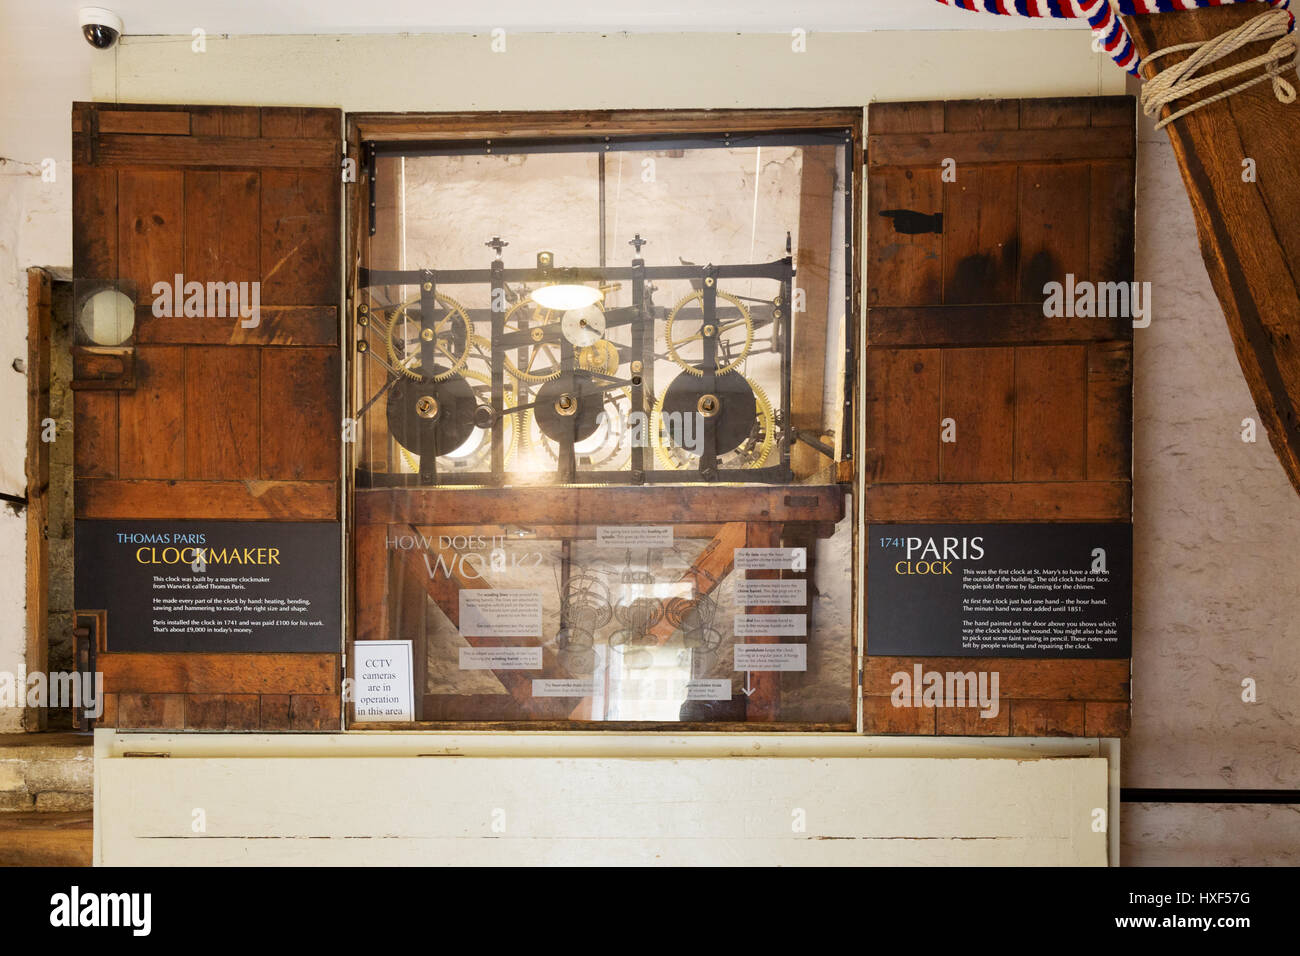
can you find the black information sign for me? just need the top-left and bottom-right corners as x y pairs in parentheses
(74, 520), (341, 653)
(867, 523), (1131, 658)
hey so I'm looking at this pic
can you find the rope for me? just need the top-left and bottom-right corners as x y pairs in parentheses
(1140, 7), (1299, 129)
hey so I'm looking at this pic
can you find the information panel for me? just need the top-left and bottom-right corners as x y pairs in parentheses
(867, 523), (1131, 658)
(74, 520), (341, 652)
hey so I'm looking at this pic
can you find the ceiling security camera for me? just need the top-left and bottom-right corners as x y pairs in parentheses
(79, 8), (123, 50)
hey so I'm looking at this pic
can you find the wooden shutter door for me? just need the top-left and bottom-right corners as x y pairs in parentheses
(863, 97), (1135, 736)
(72, 104), (342, 731)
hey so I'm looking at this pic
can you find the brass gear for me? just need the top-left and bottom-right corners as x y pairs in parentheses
(397, 368), (521, 473)
(664, 289), (754, 376)
(535, 385), (641, 470)
(576, 339), (621, 374)
(501, 297), (564, 384)
(383, 292), (472, 382)
(650, 373), (775, 470)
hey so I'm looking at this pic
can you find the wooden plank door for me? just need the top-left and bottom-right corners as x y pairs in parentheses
(863, 97), (1136, 736)
(72, 103), (343, 731)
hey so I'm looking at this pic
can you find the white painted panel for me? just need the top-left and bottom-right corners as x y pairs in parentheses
(97, 742), (1108, 865)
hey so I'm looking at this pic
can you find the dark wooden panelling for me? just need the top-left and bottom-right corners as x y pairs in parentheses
(1089, 162), (1136, 283)
(868, 102), (1133, 770)
(184, 694), (261, 731)
(1010, 700), (1087, 737)
(117, 693), (186, 729)
(260, 167), (340, 306)
(868, 127), (1135, 168)
(115, 169), (183, 299)
(865, 100), (1134, 738)
(98, 110), (191, 135)
(1018, 164), (1091, 301)
(940, 348), (1015, 482)
(76, 479), (338, 520)
(868, 304), (1131, 346)
(864, 481), (1130, 522)
(260, 347), (340, 480)
(869, 101), (945, 135)
(72, 165), (117, 279)
(116, 345), (184, 479)
(1089, 95), (1138, 128)
(73, 391), (117, 477)
(1087, 341), (1134, 481)
(1014, 345), (1087, 480)
(867, 167), (943, 307)
(259, 694), (291, 730)
(260, 106), (338, 139)
(945, 99), (1020, 133)
(136, 306), (338, 346)
(290, 694), (340, 730)
(936, 706), (1011, 736)
(863, 657), (1130, 700)
(1085, 701), (1131, 737)
(864, 349), (940, 482)
(184, 346), (260, 478)
(94, 135), (337, 169)
(188, 106), (261, 137)
(73, 103), (343, 733)
(862, 696), (936, 735)
(184, 693), (228, 730)
(942, 166), (1018, 304)
(98, 653), (337, 694)
(183, 170), (260, 290)
(1019, 98), (1093, 129)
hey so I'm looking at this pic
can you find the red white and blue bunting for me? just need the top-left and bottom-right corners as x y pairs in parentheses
(934, 0), (1294, 75)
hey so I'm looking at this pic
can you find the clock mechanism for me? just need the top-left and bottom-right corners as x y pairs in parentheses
(355, 236), (798, 487)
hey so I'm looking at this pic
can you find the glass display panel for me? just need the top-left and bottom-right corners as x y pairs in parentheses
(352, 125), (855, 727)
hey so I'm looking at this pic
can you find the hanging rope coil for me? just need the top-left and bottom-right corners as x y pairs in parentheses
(1140, 7), (1298, 129)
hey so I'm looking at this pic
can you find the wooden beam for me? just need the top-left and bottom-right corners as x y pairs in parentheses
(94, 134), (337, 169)
(355, 108), (863, 143)
(25, 269), (52, 731)
(864, 657), (1130, 701)
(1125, 5), (1300, 497)
(864, 481), (1131, 522)
(98, 653), (337, 695)
(134, 306), (338, 346)
(868, 304), (1132, 347)
(645, 521), (745, 645)
(356, 484), (844, 526)
(76, 479), (338, 520)
(791, 144), (839, 478)
(868, 126), (1136, 168)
